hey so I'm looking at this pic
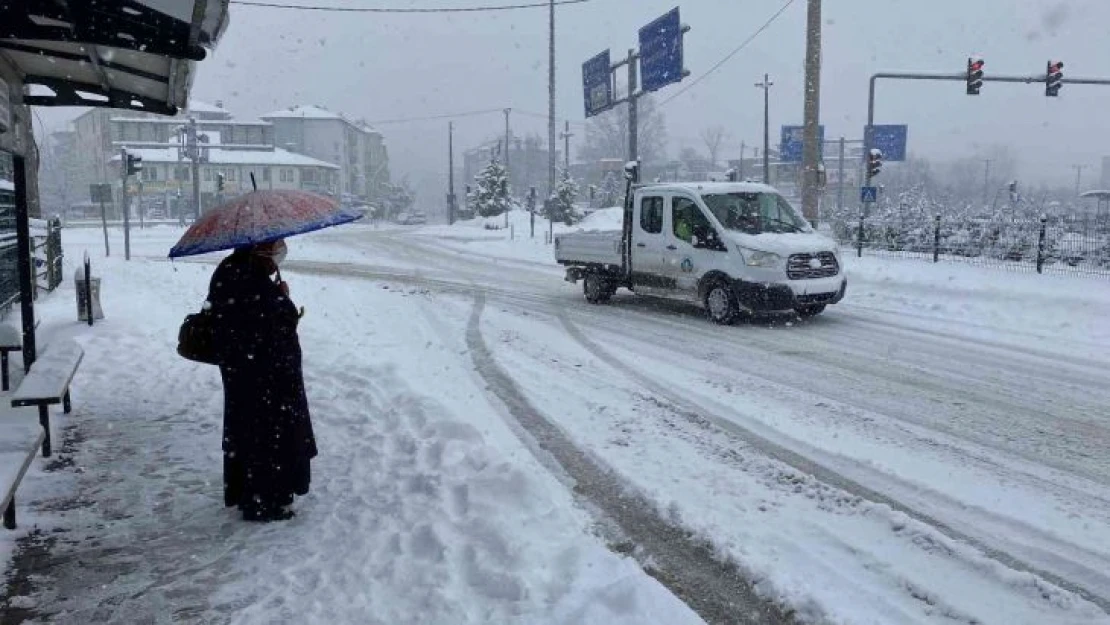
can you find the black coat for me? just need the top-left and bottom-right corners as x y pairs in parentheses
(208, 251), (316, 510)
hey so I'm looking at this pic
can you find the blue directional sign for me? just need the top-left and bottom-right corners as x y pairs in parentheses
(780, 125), (825, 163)
(582, 50), (613, 118)
(860, 186), (878, 203)
(865, 124), (908, 162)
(639, 7), (685, 93)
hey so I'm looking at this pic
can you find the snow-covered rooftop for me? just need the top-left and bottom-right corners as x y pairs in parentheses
(261, 105), (343, 120)
(186, 100), (227, 113)
(111, 144), (338, 169)
(640, 181), (781, 195)
(0, 179), (13, 192)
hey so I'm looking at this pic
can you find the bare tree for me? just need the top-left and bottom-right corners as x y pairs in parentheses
(699, 125), (728, 168)
(579, 95), (668, 165)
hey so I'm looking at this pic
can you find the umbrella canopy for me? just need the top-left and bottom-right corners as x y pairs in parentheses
(169, 190), (363, 258)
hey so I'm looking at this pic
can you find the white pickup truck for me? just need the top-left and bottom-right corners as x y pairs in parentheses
(554, 180), (846, 323)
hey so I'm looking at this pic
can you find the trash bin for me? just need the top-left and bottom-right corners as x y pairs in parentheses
(74, 267), (104, 322)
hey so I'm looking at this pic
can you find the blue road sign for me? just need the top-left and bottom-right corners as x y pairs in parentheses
(582, 50), (613, 118)
(865, 124), (908, 162)
(860, 186), (878, 203)
(639, 7), (684, 93)
(780, 125), (825, 163)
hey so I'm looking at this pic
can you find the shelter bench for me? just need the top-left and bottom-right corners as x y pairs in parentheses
(11, 339), (84, 458)
(0, 418), (46, 529)
(0, 319), (41, 392)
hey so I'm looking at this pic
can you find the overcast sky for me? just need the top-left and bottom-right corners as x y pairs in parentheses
(36, 0), (1110, 197)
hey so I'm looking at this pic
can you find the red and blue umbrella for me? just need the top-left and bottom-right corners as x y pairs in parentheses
(169, 189), (363, 258)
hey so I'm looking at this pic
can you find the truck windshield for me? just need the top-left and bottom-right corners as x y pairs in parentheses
(701, 192), (812, 235)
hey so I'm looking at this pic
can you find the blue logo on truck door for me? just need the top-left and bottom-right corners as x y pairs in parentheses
(681, 257), (694, 273)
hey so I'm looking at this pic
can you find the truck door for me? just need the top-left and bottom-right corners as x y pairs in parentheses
(630, 194), (674, 292)
(666, 194), (726, 298)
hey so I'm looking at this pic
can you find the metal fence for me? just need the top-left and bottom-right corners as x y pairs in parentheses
(0, 187), (65, 319)
(829, 214), (1110, 277)
(0, 186), (19, 315)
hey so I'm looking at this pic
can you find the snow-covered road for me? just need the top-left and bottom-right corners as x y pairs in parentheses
(299, 222), (1110, 624)
(4, 221), (1108, 624)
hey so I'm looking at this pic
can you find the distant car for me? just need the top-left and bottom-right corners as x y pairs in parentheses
(394, 212), (427, 225)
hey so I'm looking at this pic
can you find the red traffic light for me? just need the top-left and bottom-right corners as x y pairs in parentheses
(1049, 61), (1064, 73)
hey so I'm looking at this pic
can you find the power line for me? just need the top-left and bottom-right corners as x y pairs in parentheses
(368, 108), (505, 124)
(229, 0), (588, 12)
(660, 0), (797, 106)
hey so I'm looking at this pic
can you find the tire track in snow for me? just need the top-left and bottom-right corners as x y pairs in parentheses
(554, 312), (1110, 615)
(464, 293), (799, 625)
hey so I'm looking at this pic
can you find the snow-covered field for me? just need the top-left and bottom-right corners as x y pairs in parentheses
(2, 219), (1109, 624)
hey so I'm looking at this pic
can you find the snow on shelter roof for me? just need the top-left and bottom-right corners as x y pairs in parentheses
(112, 145), (339, 169)
(185, 100), (225, 113)
(0, 1), (229, 116)
(261, 105), (343, 120)
(0, 180), (13, 192)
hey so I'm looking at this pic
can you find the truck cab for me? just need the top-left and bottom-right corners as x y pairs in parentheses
(555, 181), (846, 323)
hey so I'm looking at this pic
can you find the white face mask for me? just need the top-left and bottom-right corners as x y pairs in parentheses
(255, 240), (287, 268)
(271, 241), (288, 266)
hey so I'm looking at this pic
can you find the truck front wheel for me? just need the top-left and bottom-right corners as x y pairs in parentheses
(704, 282), (739, 325)
(795, 304), (826, 318)
(583, 273), (613, 304)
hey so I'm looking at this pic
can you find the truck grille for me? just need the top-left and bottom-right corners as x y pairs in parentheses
(787, 252), (839, 280)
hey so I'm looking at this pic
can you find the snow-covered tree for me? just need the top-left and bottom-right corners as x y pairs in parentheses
(547, 168), (580, 225)
(473, 159), (511, 217)
(597, 171), (623, 207)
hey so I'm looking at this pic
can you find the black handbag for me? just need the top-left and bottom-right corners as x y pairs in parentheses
(177, 305), (221, 365)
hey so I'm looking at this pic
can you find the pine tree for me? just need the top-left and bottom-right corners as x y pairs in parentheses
(473, 159), (511, 218)
(547, 169), (580, 225)
(598, 172), (623, 207)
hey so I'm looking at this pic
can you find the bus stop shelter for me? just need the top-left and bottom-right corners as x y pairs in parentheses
(0, 0), (228, 372)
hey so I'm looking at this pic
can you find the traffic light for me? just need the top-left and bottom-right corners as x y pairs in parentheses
(867, 149), (883, 178)
(966, 56), (984, 95)
(216, 173), (225, 193)
(726, 168), (739, 182)
(124, 152), (142, 176)
(1046, 60), (1063, 97)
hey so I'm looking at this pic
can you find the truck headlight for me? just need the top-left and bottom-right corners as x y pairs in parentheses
(739, 247), (782, 267)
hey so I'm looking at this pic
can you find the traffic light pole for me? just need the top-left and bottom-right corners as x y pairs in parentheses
(867, 71), (1110, 185)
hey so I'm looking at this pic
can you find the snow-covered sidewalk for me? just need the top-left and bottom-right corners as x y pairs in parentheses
(0, 229), (703, 624)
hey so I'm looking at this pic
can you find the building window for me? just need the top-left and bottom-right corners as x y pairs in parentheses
(263, 168), (271, 182)
(203, 168), (212, 181)
(226, 169), (236, 182)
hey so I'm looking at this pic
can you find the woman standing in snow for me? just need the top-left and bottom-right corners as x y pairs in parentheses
(207, 239), (316, 522)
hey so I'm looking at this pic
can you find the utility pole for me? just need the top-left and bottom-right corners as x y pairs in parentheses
(448, 121), (455, 225)
(800, 0), (823, 223)
(120, 148), (131, 261)
(627, 48), (640, 168)
(504, 108), (512, 228)
(503, 107), (512, 183)
(1072, 164), (1087, 197)
(982, 159), (992, 207)
(755, 74), (773, 184)
(738, 141), (745, 180)
(548, 0), (557, 199)
(189, 117), (202, 221)
(561, 120), (574, 171)
(837, 136), (845, 213)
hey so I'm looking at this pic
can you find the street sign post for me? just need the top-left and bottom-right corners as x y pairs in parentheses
(780, 125), (825, 162)
(638, 7), (685, 92)
(860, 186), (878, 203)
(582, 49), (613, 118)
(864, 124), (908, 161)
